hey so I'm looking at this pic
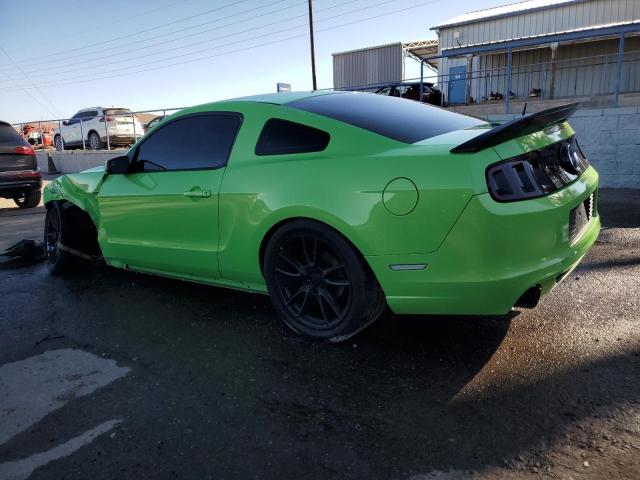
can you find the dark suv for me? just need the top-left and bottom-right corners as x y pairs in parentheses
(0, 121), (42, 209)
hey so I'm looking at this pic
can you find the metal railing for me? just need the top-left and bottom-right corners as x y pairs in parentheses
(14, 107), (188, 151)
(418, 48), (640, 112)
(11, 48), (640, 147)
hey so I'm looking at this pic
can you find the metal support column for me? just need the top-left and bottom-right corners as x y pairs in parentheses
(465, 54), (473, 105)
(38, 121), (43, 149)
(614, 33), (625, 106)
(104, 117), (111, 150)
(548, 42), (559, 100)
(80, 119), (86, 150)
(505, 48), (513, 114)
(58, 120), (63, 150)
(419, 59), (425, 103)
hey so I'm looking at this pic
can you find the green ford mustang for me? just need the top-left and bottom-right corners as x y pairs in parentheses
(44, 91), (600, 341)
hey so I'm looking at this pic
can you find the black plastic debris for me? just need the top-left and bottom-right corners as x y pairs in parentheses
(0, 239), (44, 264)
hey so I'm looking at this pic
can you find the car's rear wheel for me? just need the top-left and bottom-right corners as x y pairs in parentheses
(54, 135), (63, 151)
(44, 203), (73, 274)
(88, 131), (104, 150)
(14, 189), (41, 209)
(264, 220), (385, 341)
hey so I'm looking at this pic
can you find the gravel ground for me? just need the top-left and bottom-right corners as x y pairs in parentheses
(0, 188), (638, 480)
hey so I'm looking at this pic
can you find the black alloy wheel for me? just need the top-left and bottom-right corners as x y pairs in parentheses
(44, 203), (72, 274)
(275, 233), (352, 330)
(264, 220), (385, 341)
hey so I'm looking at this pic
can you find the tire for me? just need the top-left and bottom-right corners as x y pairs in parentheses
(54, 135), (63, 151)
(88, 131), (104, 150)
(14, 189), (41, 209)
(264, 219), (385, 341)
(44, 203), (74, 274)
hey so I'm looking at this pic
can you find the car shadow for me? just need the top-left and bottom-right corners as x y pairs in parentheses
(3, 262), (638, 479)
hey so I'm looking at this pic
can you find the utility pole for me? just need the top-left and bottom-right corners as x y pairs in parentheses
(308, 0), (317, 91)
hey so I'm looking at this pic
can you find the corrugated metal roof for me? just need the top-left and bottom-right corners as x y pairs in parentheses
(440, 19), (640, 52)
(331, 42), (403, 57)
(432, 0), (584, 30)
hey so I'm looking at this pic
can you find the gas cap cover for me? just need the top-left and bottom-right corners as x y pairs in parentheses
(382, 177), (419, 216)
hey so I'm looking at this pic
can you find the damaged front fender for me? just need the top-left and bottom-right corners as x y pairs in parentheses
(43, 166), (106, 227)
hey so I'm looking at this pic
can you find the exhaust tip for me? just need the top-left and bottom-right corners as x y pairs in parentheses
(515, 286), (542, 309)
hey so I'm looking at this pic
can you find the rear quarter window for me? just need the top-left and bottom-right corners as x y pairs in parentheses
(288, 92), (484, 143)
(255, 118), (329, 156)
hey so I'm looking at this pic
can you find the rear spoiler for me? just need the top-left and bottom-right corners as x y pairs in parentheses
(450, 103), (578, 153)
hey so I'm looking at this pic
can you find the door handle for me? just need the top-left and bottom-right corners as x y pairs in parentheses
(183, 189), (211, 198)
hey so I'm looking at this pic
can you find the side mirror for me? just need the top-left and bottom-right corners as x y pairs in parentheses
(62, 121), (69, 126)
(106, 155), (131, 174)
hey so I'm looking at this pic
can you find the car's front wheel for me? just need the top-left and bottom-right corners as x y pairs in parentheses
(44, 203), (74, 274)
(264, 220), (385, 341)
(54, 135), (63, 151)
(14, 189), (41, 209)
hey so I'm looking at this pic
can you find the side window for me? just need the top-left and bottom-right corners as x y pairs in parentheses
(69, 111), (83, 125)
(82, 110), (98, 119)
(255, 118), (329, 156)
(135, 113), (242, 171)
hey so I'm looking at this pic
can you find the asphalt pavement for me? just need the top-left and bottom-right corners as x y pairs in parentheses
(0, 188), (638, 480)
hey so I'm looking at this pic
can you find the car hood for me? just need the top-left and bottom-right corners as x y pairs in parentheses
(43, 166), (107, 226)
(61, 166), (106, 194)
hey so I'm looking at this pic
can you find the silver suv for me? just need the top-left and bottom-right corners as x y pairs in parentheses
(53, 107), (144, 151)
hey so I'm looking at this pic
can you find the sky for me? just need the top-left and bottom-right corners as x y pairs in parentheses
(0, 0), (508, 124)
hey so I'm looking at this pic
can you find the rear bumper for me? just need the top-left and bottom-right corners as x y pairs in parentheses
(0, 170), (42, 197)
(100, 133), (142, 145)
(367, 167), (600, 316)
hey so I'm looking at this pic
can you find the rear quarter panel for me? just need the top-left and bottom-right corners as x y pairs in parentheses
(216, 103), (490, 287)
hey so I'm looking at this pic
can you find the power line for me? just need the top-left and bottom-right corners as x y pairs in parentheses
(0, 0), (253, 69)
(79, 0), (198, 32)
(0, 47), (63, 118)
(1, 0), (299, 73)
(1, 0), (306, 79)
(0, 0), (442, 93)
(1, 0), (366, 80)
(0, 69), (60, 120)
(1, 0), (397, 88)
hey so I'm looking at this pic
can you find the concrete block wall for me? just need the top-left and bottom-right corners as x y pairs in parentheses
(482, 105), (640, 188)
(36, 150), (123, 174)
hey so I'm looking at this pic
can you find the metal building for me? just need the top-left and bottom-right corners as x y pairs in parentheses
(429, 0), (640, 109)
(332, 40), (438, 91)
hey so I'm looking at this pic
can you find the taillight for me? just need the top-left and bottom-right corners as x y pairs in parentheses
(14, 146), (36, 156)
(15, 170), (41, 179)
(486, 136), (589, 202)
(99, 115), (114, 122)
